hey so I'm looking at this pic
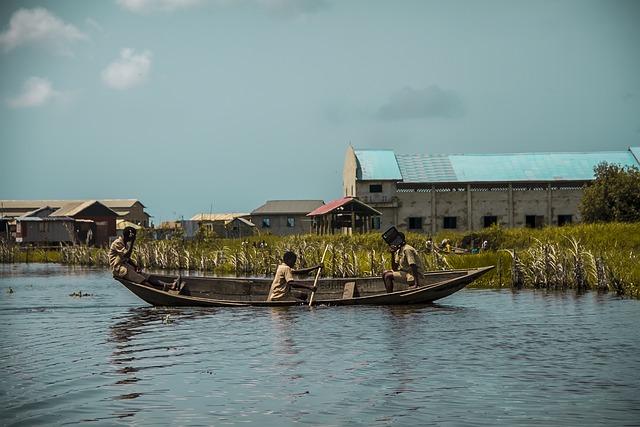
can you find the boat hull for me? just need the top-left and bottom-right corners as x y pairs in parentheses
(114, 266), (494, 307)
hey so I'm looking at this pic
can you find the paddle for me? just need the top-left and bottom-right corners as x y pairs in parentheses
(308, 244), (330, 307)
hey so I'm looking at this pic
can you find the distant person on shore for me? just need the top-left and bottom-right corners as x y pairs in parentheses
(109, 226), (180, 291)
(267, 251), (323, 302)
(382, 231), (426, 293)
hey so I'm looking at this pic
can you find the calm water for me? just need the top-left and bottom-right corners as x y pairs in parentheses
(0, 264), (639, 427)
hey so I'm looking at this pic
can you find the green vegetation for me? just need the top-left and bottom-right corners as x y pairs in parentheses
(580, 162), (640, 223)
(2, 222), (639, 298)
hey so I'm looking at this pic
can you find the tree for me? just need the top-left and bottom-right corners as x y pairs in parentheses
(579, 162), (640, 223)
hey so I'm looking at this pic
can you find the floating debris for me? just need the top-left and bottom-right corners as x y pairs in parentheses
(69, 291), (92, 297)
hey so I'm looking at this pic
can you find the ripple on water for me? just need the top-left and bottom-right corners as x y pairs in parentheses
(1, 266), (640, 426)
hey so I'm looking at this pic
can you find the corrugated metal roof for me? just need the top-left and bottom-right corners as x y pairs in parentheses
(308, 197), (354, 215)
(50, 201), (96, 217)
(0, 199), (144, 218)
(235, 217), (256, 227)
(190, 213), (250, 221)
(14, 216), (74, 222)
(396, 154), (457, 182)
(307, 197), (381, 216)
(450, 151), (639, 182)
(251, 200), (325, 215)
(50, 200), (119, 217)
(0, 199), (141, 210)
(354, 149), (402, 180)
(356, 148), (640, 183)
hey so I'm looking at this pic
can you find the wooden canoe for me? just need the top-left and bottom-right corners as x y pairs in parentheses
(114, 266), (494, 307)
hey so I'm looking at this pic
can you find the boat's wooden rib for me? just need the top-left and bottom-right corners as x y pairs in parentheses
(114, 266), (494, 307)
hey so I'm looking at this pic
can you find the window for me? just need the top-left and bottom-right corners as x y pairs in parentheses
(369, 184), (383, 193)
(443, 216), (457, 229)
(262, 218), (270, 228)
(371, 217), (381, 230)
(558, 214), (572, 226)
(525, 215), (544, 228)
(287, 217), (295, 227)
(483, 216), (498, 228)
(408, 217), (423, 230)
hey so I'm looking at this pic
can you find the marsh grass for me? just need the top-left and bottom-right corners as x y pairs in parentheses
(1, 222), (638, 298)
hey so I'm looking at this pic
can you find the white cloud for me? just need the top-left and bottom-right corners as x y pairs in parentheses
(101, 48), (153, 90)
(0, 7), (88, 56)
(5, 77), (64, 108)
(116, 0), (204, 13)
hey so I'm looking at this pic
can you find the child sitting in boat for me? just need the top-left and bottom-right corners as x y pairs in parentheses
(267, 251), (323, 302)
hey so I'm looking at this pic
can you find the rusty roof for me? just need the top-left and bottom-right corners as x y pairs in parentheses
(307, 197), (381, 216)
(190, 213), (250, 222)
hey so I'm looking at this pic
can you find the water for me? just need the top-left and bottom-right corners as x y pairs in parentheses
(1, 264), (639, 427)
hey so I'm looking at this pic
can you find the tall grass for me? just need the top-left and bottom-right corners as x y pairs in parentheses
(1, 222), (638, 298)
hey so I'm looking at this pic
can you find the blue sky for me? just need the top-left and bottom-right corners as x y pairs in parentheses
(1, 0), (639, 224)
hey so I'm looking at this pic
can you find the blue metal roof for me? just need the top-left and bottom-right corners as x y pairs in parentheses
(450, 151), (639, 182)
(354, 149), (402, 180)
(396, 154), (457, 182)
(356, 148), (640, 183)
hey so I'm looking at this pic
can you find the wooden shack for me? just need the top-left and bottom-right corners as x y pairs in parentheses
(307, 197), (381, 235)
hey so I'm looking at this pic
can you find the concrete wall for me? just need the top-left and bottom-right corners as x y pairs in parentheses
(252, 214), (314, 236)
(357, 181), (586, 234)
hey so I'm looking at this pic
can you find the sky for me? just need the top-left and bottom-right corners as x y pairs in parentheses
(1, 0), (639, 224)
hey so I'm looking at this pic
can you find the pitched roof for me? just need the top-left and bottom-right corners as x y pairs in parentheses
(251, 200), (324, 215)
(307, 197), (381, 216)
(0, 199), (142, 209)
(356, 147), (640, 183)
(50, 200), (119, 217)
(0, 199), (145, 218)
(190, 213), (250, 222)
(354, 149), (403, 180)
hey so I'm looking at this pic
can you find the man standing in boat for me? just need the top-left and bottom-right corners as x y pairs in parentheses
(267, 251), (323, 302)
(382, 230), (426, 293)
(109, 226), (179, 291)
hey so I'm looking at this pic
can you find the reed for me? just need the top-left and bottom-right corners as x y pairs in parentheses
(2, 222), (638, 298)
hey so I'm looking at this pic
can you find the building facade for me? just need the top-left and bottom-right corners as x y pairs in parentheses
(343, 146), (640, 235)
(251, 200), (324, 236)
(0, 199), (150, 227)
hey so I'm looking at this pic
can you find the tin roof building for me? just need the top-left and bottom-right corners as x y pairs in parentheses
(344, 146), (640, 234)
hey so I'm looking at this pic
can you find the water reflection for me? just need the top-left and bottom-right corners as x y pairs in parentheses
(269, 307), (297, 356)
(108, 307), (217, 402)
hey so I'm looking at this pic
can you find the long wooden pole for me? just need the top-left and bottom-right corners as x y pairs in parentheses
(308, 244), (330, 307)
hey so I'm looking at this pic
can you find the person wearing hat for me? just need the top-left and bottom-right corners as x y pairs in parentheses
(382, 231), (426, 293)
